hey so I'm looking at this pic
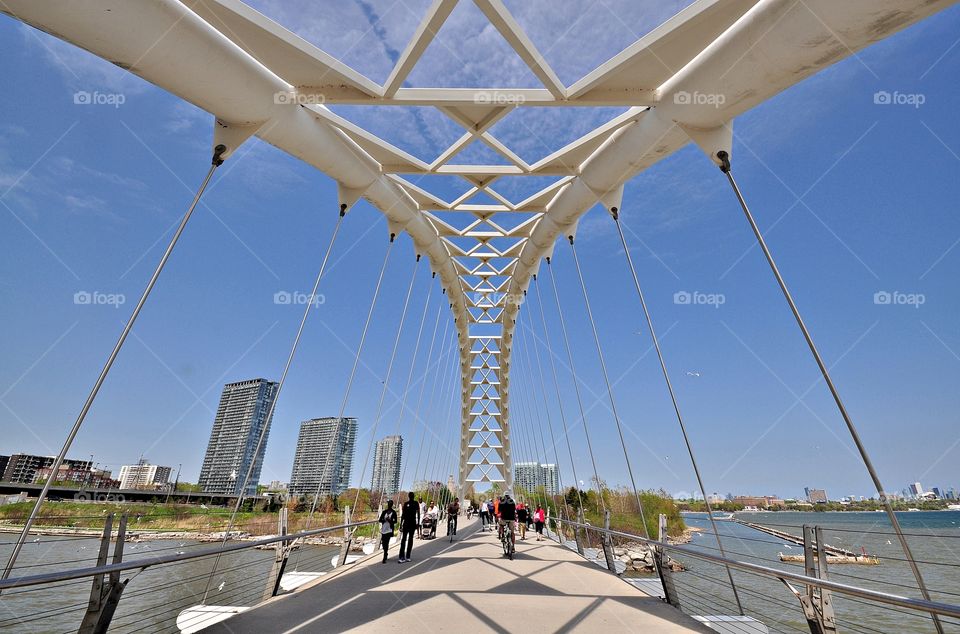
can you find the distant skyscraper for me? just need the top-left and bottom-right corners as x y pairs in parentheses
(513, 461), (559, 496)
(371, 435), (403, 496)
(289, 417), (357, 498)
(198, 378), (279, 496)
(909, 482), (923, 498)
(514, 461), (538, 493)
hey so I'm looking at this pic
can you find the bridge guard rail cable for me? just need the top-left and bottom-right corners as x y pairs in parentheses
(545, 259), (607, 513)
(200, 200), (351, 604)
(353, 254), (421, 513)
(295, 234), (396, 568)
(610, 208), (744, 615)
(2, 144), (228, 585)
(716, 150), (942, 634)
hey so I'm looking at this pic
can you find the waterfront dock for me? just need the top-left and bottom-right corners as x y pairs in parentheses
(733, 519), (880, 564)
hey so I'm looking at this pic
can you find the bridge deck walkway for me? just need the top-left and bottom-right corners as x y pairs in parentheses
(204, 518), (711, 633)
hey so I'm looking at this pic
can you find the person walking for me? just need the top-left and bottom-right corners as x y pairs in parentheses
(378, 500), (398, 564)
(534, 505), (545, 541)
(399, 492), (420, 563)
(418, 498), (427, 538)
(516, 502), (528, 540)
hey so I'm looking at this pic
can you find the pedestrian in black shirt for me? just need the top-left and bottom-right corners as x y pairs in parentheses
(398, 491), (420, 563)
(378, 500), (398, 563)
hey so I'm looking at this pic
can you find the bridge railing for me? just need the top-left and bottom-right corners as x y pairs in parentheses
(552, 518), (960, 634)
(0, 512), (379, 633)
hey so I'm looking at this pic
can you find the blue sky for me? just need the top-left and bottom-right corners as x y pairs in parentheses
(1, 2), (959, 501)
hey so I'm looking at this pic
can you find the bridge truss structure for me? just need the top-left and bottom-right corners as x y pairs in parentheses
(3, 0), (952, 490)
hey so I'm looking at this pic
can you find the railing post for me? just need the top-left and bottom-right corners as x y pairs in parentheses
(601, 509), (618, 573)
(78, 514), (128, 634)
(654, 514), (681, 609)
(574, 508), (585, 556)
(263, 508), (289, 600)
(785, 525), (838, 634)
(338, 505), (353, 566)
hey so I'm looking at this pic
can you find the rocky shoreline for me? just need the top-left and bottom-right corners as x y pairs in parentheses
(612, 526), (702, 574)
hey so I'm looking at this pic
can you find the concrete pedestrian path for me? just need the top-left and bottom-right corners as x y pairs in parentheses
(203, 518), (712, 633)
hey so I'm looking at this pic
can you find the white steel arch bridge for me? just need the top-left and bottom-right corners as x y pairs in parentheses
(2, 3), (959, 631)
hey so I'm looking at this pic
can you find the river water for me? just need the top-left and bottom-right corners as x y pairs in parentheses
(677, 510), (960, 633)
(0, 535), (340, 633)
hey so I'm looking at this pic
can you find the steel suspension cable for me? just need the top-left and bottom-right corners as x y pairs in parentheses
(410, 319), (452, 489)
(2, 145), (227, 583)
(417, 330), (457, 487)
(519, 318), (567, 521)
(513, 324), (548, 514)
(532, 274), (585, 520)
(611, 209), (744, 614)
(302, 235), (396, 532)
(716, 150), (941, 632)
(568, 237), (650, 538)
(389, 274), (434, 505)
(399, 301), (444, 493)
(200, 201), (348, 602)
(545, 258), (607, 513)
(428, 339), (460, 489)
(353, 254), (420, 512)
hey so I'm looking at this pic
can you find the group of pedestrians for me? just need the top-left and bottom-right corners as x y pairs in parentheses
(378, 492), (464, 563)
(377, 491), (548, 563)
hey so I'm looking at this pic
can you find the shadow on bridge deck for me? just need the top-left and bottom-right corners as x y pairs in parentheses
(203, 518), (712, 633)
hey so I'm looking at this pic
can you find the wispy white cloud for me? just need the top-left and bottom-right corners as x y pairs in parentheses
(18, 24), (156, 96)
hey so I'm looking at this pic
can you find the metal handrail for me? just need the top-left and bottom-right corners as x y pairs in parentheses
(0, 519), (378, 591)
(559, 519), (960, 620)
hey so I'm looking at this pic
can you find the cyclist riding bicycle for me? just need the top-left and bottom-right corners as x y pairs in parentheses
(498, 491), (517, 549)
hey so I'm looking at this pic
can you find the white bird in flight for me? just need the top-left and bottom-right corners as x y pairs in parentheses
(686, 371), (701, 377)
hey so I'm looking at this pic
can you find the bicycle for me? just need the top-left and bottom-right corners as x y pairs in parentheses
(500, 520), (515, 560)
(447, 514), (457, 542)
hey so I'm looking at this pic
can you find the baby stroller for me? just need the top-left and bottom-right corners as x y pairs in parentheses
(421, 516), (437, 540)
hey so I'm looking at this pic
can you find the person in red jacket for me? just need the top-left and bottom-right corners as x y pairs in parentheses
(534, 505), (546, 541)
